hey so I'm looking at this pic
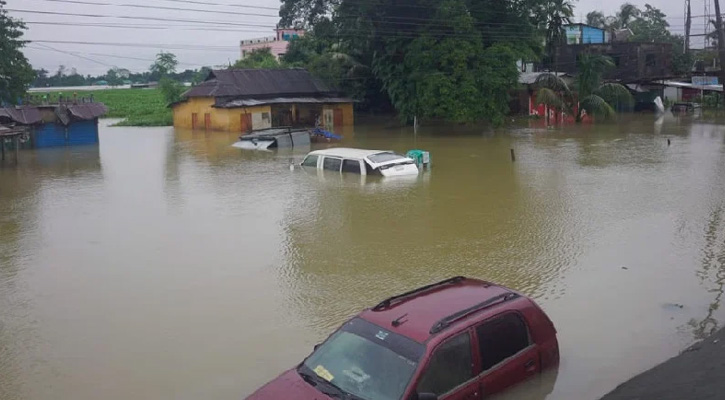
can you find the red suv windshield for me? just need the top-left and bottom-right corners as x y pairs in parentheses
(300, 318), (424, 400)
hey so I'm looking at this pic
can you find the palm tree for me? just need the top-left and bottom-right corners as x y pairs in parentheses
(535, 54), (634, 123)
(541, 0), (574, 71)
(613, 3), (641, 29)
(586, 11), (606, 29)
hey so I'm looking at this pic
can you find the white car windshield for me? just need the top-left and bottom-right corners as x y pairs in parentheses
(367, 152), (407, 164)
(300, 318), (424, 400)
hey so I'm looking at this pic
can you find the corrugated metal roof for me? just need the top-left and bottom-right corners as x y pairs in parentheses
(218, 97), (353, 108)
(183, 68), (337, 99)
(518, 72), (573, 85)
(0, 107), (42, 125)
(0, 104), (107, 126)
(67, 103), (108, 120)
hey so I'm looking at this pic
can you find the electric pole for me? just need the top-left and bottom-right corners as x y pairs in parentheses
(685, 0), (691, 53)
(714, 0), (725, 88)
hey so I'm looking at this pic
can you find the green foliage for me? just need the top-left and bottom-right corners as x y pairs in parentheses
(586, 11), (606, 28)
(234, 48), (281, 69)
(539, 0), (574, 68)
(0, 0), (34, 105)
(280, 0), (543, 123)
(536, 54), (633, 122)
(629, 5), (669, 41)
(150, 52), (178, 78)
(585, 4), (693, 76)
(159, 77), (185, 105)
(371, 0), (519, 124)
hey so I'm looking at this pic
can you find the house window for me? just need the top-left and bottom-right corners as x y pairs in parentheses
(646, 54), (656, 67)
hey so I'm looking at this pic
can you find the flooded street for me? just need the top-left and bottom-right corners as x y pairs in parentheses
(1, 116), (725, 400)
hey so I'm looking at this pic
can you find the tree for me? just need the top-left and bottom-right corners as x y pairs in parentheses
(373, 0), (519, 124)
(540, 0), (574, 71)
(159, 77), (185, 105)
(613, 3), (640, 29)
(586, 11), (606, 28)
(629, 4), (669, 42)
(150, 51), (178, 79)
(535, 54), (633, 122)
(233, 48), (281, 69)
(0, 0), (34, 104)
(105, 68), (123, 86)
(279, 0), (547, 123)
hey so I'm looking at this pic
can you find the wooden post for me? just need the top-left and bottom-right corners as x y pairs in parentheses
(510, 148), (516, 162)
(14, 136), (19, 164)
(1, 138), (5, 161)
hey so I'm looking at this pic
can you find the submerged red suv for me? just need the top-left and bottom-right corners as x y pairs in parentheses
(246, 276), (559, 400)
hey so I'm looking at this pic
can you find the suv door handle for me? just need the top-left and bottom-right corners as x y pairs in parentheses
(524, 359), (536, 371)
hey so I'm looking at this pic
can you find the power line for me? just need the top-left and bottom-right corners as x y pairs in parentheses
(155, 0), (279, 11)
(6, 8), (278, 28)
(28, 43), (116, 67)
(27, 0), (280, 18)
(23, 21), (271, 33)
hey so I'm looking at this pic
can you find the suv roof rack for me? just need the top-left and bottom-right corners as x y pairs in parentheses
(429, 292), (519, 334)
(372, 276), (467, 311)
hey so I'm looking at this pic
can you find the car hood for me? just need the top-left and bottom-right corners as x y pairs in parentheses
(245, 369), (331, 400)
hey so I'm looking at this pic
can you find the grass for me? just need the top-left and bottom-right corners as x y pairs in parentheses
(41, 88), (172, 126)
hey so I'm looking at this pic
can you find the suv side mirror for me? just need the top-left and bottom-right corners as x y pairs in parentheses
(417, 393), (438, 400)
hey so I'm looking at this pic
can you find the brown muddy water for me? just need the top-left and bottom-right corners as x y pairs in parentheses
(1, 115), (724, 400)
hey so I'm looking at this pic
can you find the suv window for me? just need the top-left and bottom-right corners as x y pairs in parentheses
(302, 155), (318, 168)
(323, 157), (342, 171)
(341, 159), (362, 174)
(477, 313), (530, 371)
(416, 332), (472, 396)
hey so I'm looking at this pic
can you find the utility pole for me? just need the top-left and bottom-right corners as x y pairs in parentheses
(685, 0), (691, 53)
(714, 0), (725, 89)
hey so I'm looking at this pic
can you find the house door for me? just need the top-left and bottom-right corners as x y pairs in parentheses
(240, 113), (252, 134)
(333, 109), (343, 127)
(191, 113), (198, 129)
(204, 113), (211, 130)
(323, 109), (334, 128)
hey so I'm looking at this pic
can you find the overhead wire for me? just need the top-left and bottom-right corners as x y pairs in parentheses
(26, 0), (281, 18)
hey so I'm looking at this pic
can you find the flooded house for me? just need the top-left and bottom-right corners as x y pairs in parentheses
(555, 24), (674, 82)
(0, 99), (107, 148)
(172, 68), (354, 133)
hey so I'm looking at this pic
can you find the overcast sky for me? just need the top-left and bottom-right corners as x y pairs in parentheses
(6, 0), (695, 76)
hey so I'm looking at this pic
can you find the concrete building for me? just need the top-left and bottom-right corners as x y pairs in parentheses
(240, 28), (306, 60)
(172, 68), (354, 133)
(555, 24), (673, 82)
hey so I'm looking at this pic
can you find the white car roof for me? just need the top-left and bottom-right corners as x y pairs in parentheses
(307, 148), (396, 159)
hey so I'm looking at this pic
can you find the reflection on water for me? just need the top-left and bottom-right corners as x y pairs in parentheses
(1, 116), (725, 400)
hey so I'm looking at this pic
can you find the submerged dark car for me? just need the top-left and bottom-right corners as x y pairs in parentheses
(246, 277), (559, 400)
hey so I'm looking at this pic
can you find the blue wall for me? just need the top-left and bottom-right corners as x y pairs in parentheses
(565, 25), (606, 44)
(33, 120), (99, 148)
(582, 26), (605, 44)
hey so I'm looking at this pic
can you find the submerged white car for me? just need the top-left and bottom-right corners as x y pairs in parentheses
(301, 148), (419, 177)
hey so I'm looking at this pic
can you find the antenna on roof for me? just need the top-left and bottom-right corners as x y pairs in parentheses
(391, 313), (408, 327)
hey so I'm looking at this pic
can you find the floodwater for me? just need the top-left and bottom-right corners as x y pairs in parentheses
(1, 115), (724, 400)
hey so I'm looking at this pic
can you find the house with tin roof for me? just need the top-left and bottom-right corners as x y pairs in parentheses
(172, 68), (354, 133)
